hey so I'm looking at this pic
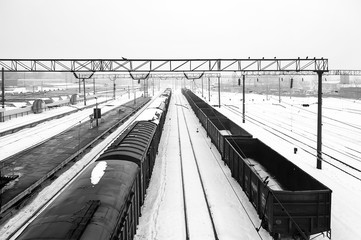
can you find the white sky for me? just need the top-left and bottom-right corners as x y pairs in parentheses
(0, 0), (360, 69)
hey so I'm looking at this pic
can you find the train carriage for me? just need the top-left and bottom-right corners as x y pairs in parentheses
(17, 160), (140, 240)
(224, 137), (332, 238)
(182, 88), (252, 159)
(99, 121), (159, 206)
(17, 89), (172, 240)
(182, 88), (331, 239)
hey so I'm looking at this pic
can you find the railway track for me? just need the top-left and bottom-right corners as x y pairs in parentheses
(244, 106), (361, 166)
(175, 94), (218, 240)
(223, 105), (361, 181)
(173, 93), (269, 240)
(0, 109), (97, 162)
(0, 96), (160, 239)
(0, 95), (140, 162)
(181, 94), (269, 240)
(278, 97), (361, 132)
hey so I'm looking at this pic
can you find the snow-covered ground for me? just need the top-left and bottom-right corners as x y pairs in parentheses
(1, 86), (360, 240)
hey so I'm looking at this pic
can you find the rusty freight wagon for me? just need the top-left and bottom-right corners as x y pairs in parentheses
(224, 137), (332, 239)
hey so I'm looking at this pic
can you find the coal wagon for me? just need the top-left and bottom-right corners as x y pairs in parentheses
(224, 137), (332, 239)
(182, 88), (331, 239)
(182, 88), (252, 159)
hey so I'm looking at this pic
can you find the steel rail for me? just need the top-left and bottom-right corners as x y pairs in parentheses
(181, 95), (265, 240)
(175, 96), (190, 240)
(177, 95), (219, 240)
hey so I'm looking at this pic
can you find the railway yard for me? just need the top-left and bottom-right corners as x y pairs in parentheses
(0, 86), (360, 240)
(1, 0), (360, 239)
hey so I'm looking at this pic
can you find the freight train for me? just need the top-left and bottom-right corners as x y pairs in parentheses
(182, 88), (331, 240)
(16, 89), (172, 240)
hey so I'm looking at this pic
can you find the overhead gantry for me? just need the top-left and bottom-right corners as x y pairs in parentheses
(0, 57), (332, 170)
(0, 58), (328, 72)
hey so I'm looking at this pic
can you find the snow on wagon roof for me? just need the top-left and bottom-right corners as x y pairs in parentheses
(136, 109), (163, 125)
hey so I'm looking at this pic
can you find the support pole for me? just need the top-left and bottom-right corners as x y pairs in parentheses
(202, 76), (204, 98)
(1, 68), (4, 109)
(152, 78), (154, 96)
(218, 76), (221, 107)
(83, 79), (86, 106)
(113, 80), (116, 100)
(208, 77), (210, 102)
(242, 75), (245, 123)
(95, 98), (99, 127)
(78, 79), (81, 93)
(183, 72), (204, 94)
(93, 78), (96, 95)
(129, 72), (150, 102)
(72, 72), (94, 103)
(133, 79), (136, 104)
(144, 79), (146, 97)
(317, 71), (323, 169)
(278, 77), (281, 103)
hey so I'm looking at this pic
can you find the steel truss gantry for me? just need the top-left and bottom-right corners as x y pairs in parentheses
(0, 58), (328, 72)
(0, 57), (337, 171)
